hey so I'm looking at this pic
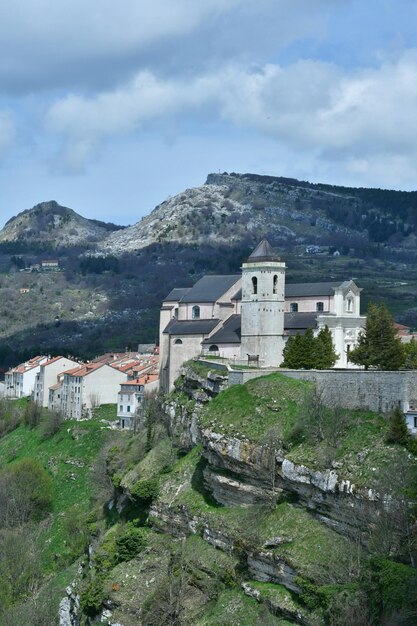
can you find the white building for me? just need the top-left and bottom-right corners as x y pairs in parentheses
(4, 355), (48, 399)
(59, 362), (127, 419)
(33, 356), (80, 407)
(118, 374), (159, 429)
(159, 240), (366, 391)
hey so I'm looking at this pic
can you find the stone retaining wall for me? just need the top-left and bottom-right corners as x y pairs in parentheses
(228, 368), (417, 413)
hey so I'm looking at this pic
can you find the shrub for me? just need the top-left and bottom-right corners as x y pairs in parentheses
(12, 458), (53, 519)
(23, 401), (41, 429)
(130, 478), (159, 503)
(385, 406), (410, 446)
(79, 576), (106, 617)
(115, 523), (147, 563)
(40, 410), (63, 439)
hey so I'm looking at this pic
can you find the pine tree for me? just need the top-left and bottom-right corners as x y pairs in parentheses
(385, 406), (410, 446)
(403, 337), (417, 369)
(314, 325), (338, 369)
(349, 303), (405, 370)
(282, 328), (326, 369)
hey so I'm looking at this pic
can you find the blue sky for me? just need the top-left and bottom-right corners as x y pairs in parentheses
(0, 0), (416, 228)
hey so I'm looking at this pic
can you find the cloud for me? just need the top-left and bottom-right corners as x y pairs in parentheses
(45, 49), (417, 183)
(0, 0), (335, 93)
(0, 111), (16, 158)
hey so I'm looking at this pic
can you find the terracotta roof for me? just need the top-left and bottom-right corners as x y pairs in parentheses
(42, 356), (64, 367)
(65, 363), (105, 377)
(121, 374), (159, 386)
(49, 382), (63, 391)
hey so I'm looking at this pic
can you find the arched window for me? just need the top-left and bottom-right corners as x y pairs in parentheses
(192, 305), (200, 319)
(209, 345), (219, 352)
(346, 297), (353, 313)
(316, 301), (324, 312)
(174, 338), (183, 345)
(290, 302), (298, 312)
(273, 275), (278, 294)
(252, 277), (258, 294)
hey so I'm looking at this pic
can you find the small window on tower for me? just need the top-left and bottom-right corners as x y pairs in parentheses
(252, 277), (258, 294)
(273, 275), (278, 294)
(290, 303), (298, 312)
(316, 301), (324, 312)
(192, 305), (200, 319)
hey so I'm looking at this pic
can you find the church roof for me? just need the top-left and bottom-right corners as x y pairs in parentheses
(202, 314), (241, 344)
(202, 312), (319, 344)
(180, 275), (240, 303)
(285, 281), (342, 297)
(246, 239), (281, 262)
(284, 312), (318, 332)
(163, 287), (191, 302)
(163, 318), (220, 335)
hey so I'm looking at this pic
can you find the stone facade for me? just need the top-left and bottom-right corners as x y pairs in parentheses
(159, 240), (365, 392)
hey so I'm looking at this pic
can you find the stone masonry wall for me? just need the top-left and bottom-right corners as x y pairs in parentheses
(228, 368), (417, 413)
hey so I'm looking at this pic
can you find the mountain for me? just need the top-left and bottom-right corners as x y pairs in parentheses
(1, 173), (417, 368)
(98, 172), (417, 255)
(0, 200), (124, 248)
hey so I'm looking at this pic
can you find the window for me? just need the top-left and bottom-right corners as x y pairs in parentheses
(414, 416), (417, 428)
(252, 276), (258, 294)
(209, 345), (219, 352)
(174, 338), (183, 345)
(290, 303), (298, 312)
(127, 406), (131, 413)
(273, 275), (278, 294)
(316, 301), (324, 312)
(119, 405), (123, 412)
(346, 297), (353, 312)
(192, 305), (200, 319)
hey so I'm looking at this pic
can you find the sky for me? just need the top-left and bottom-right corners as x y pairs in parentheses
(1, 0), (417, 228)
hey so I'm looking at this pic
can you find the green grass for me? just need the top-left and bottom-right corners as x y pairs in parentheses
(195, 587), (292, 625)
(92, 403), (117, 421)
(199, 372), (311, 442)
(0, 416), (110, 570)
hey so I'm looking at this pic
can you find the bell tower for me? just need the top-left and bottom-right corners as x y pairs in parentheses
(240, 240), (286, 366)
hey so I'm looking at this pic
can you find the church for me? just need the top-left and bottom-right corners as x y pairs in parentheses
(159, 240), (365, 391)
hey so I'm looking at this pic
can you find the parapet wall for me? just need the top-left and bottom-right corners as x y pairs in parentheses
(228, 368), (417, 413)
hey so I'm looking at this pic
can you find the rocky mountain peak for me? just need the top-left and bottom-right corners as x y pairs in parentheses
(0, 201), (121, 247)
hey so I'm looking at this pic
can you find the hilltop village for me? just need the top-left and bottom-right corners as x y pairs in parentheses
(2, 240), (417, 434)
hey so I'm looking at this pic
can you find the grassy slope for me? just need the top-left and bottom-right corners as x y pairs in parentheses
(0, 411), (112, 570)
(199, 372), (413, 486)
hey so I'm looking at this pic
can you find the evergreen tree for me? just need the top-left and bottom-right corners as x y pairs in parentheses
(282, 328), (330, 369)
(403, 337), (417, 369)
(349, 303), (405, 370)
(314, 325), (338, 369)
(385, 406), (410, 446)
(282, 331), (313, 369)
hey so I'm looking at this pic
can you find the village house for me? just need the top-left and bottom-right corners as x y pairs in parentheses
(41, 259), (60, 271)
(118, 373), (159, 429)
(59, 362), (127, 419)
(33, 355), (81, 407)
(4, 355), (49, 399)
(159, 240), (366, 391)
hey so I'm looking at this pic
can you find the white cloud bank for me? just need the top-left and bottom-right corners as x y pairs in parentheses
(46, 50), (417, 183)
